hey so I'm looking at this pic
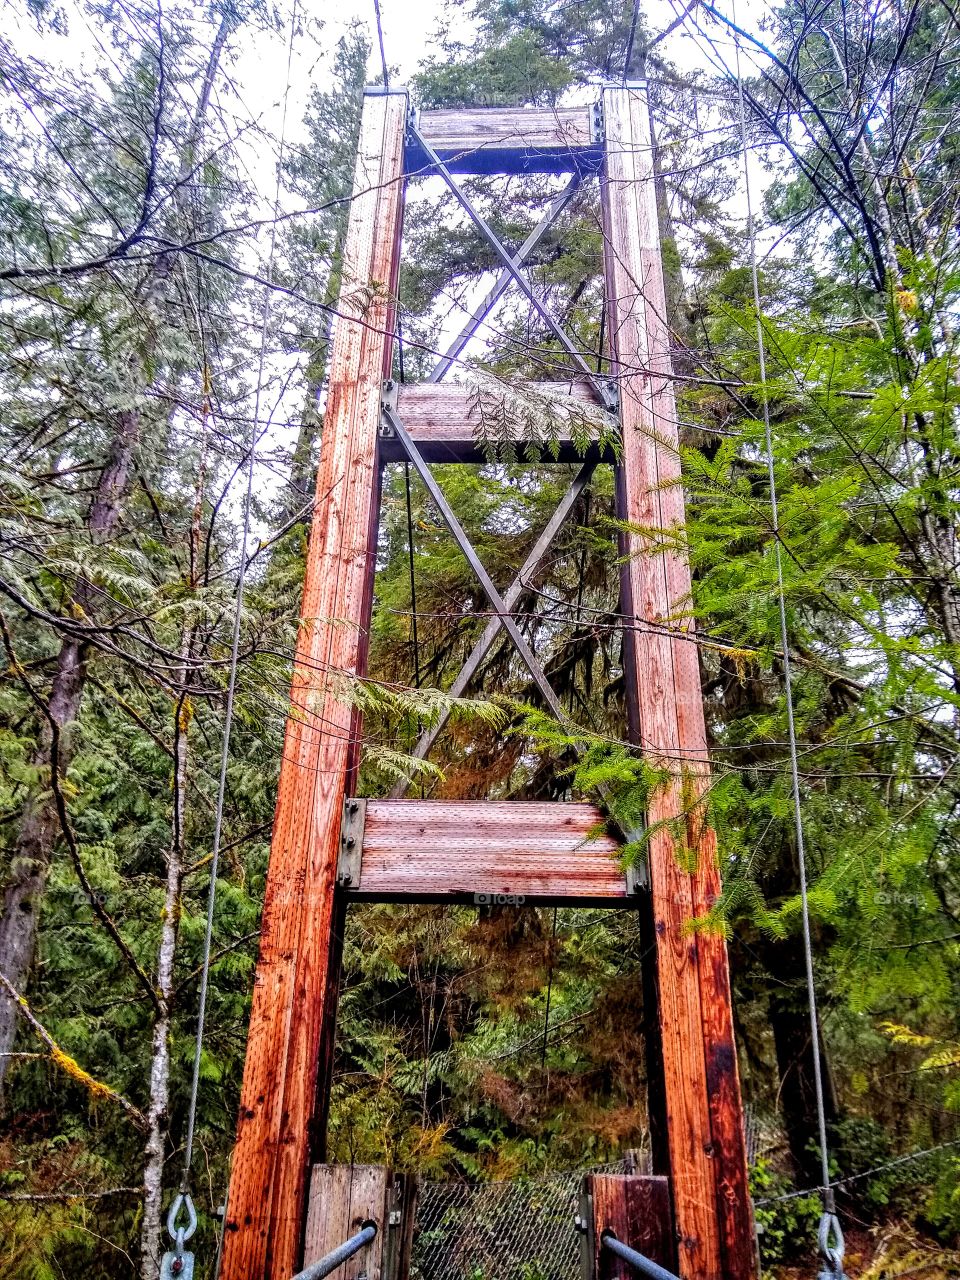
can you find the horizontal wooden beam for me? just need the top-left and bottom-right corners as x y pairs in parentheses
(407, 106), (603, 175)
(344, 800), (629, 904)
(380, 380), (615, 464)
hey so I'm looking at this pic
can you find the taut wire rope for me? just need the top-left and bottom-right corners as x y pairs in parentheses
(167, 0), (301, 1266)
(730, 8), (846, 1277)
(373, 0), (390, 88)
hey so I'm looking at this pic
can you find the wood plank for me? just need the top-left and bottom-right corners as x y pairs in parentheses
(303, 1166), (389, 1280)
(219, 89), (407, 1280)
(589, 1174), (675, 1279)
(409, 106), (602, 175)
(381, 380), (615, 464)
(601, 86), (754, 1280)
(351, 800), (626, 903)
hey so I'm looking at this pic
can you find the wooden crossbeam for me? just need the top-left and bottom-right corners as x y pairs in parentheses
(379, 380), (615, 464)
(408, 106), (602, 175)
(342, 800), (628, 904)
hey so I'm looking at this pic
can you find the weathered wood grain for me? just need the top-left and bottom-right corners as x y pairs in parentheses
(219, 89), (406, 1280)
(588, 1174), (675, 1279)
(601, 86), (754, 1280)
(410, 107), (601, 175)
(379, 380), (615, 464)
(352, 800), (626, 903)
(303, 1166), (389, 1280)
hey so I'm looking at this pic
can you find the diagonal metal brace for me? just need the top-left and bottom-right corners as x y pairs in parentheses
(409, 121), (617, 413)
(389, 459), (596, 796)
(386, 405), (646, 882)
(384, 404), (568, 724)
(428, 174), (583, 383)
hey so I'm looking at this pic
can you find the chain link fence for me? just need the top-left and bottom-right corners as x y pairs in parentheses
(411, 1159), (641, 1280)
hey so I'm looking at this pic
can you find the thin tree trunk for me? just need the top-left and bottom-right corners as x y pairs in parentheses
(0, 16), (231, 1098)
(0, 408), (137, 1094)
(141, 633), (193, 1279)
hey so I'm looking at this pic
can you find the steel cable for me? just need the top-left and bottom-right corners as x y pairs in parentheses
(171, 0), (301, 1259)
(730, 6), (843, 1274)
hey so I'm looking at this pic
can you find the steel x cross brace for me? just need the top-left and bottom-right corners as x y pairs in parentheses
(382, 400), (645, 885)
(428, 174), (582, 383)
(409, 120), (618, 414)
(382, 400), (570, 723)
(388, 449), (596, 796)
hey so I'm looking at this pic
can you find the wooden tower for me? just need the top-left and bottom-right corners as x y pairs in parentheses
(218, 86), (755, 1280)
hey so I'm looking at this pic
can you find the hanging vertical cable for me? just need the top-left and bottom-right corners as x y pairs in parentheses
(730, 13), (846, 1278)
(539, 906), (559, 1080)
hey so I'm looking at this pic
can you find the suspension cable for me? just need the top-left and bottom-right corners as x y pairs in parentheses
(730, 9), (844, 1276)
(372, 0), (389, 89)
(170, 0), (300, 1258)
(624, 0), (642, 78)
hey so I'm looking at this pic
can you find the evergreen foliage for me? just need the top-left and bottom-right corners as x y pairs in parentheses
(1, 0), (959, 1276)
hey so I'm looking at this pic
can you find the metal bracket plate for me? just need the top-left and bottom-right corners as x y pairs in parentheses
(598, 378), (619, 415)
(591, 99), (605, 145)
(380, 380), (398, 438)
(338, 798), (366, 889)
(160, 1252), (194, 1280)
(625, 860), (649, 895)
(623, 825), (649, 894)
(576, 1186), (594, 1280)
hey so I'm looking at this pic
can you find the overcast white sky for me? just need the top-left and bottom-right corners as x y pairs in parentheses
(231, 0), (765, 140)
(10, 0), (770, 509)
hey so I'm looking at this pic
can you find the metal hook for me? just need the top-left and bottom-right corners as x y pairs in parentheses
(167, 1192), (198, 1253)
(817, 1212), (847, 1280)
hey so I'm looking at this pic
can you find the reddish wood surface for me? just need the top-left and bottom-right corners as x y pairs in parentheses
(601, 87), (754, 1280)
(381, 379), (611, 463)
(414, 106), (597, 173)
(588, 1174), (675, 1279)
(354, 800), (625, 902)
(303, 1166), (389, 1280)
(219, 90), (406, 1280)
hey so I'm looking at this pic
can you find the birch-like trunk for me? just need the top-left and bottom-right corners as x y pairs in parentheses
(140, 636), (192, 1278)
(141, 285), (212, 1277)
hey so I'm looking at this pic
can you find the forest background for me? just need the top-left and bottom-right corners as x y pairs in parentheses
(2, 0), (960, 1277)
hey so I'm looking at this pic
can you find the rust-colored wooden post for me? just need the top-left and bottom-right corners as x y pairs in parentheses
(600, 84), (755, 1280)
(219, 87), (407, 1280)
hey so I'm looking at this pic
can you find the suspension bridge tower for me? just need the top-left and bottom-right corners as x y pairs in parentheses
(218, 85), (756, 1280)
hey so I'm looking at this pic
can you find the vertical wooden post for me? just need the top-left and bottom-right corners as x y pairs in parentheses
(601, 85), (755, 1280)
(219, 87), (407, 1280)
(586, 1174), (675, 1280)
(303, 1166), (391, 1280)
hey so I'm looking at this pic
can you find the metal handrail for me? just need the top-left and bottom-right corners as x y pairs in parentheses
(601, 1230), (681, 1280)
(291, 1221), (378, 1280)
